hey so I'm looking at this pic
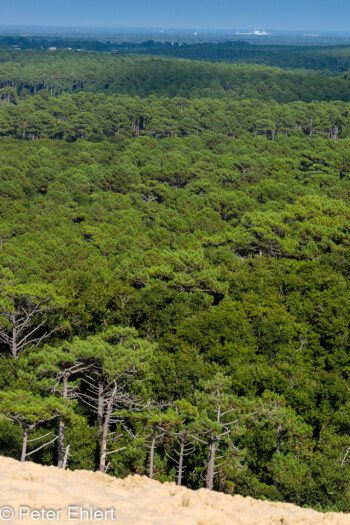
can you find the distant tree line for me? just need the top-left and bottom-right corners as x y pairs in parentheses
(0, 52), (350, 102)
(0, 91), (349, 141)
(1, 38), (350, 72)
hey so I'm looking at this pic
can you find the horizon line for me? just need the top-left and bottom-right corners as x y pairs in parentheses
(1, 24), (350, 34)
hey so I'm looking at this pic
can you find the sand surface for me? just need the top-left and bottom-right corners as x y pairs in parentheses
(0, 456), (348, 524)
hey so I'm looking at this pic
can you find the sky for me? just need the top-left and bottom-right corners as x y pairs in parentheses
(2, 0), (350, 31)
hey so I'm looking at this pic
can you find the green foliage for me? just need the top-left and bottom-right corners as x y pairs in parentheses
(0, 43), (349, 513)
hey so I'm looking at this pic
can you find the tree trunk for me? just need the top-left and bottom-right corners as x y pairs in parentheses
(149, 425), (156, 479)
(97, 375), (105, 434)
(276, 424), (283, 454)
(21, 428), (29, 462)
(206, 437), (216, 490)
(309, 118), (313, 137)
(99, 388), (115, 472)
(58, 375), (68, 468)
(62, 445), (70, 470)
(274, 424), (283, 488)
(11, 316), (17, 358)
(177, 433), (186, 486)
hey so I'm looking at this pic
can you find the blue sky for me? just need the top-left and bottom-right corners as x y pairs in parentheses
(2, 0), (350, 31)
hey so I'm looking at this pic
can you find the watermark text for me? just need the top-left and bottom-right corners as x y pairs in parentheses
(0, 505), (116, 521)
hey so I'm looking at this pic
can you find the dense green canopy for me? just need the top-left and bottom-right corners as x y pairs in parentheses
(0, 43), (349, 513)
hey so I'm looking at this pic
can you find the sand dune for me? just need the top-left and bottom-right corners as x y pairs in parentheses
(0, 456), (348, 524)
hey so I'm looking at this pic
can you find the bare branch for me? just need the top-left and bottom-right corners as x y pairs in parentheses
(341, 446), (350, 466)
(105, 447), (126, 456)
(27, 432), (52, 443)
(26, 436), (58, 457)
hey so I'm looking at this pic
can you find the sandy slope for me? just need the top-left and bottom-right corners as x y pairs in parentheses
(0, 457), (348, 524)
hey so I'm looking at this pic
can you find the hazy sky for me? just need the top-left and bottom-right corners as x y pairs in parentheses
(3, 0), (350, 31)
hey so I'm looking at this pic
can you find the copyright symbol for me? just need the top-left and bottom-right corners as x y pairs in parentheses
(0, 506), (14, 520)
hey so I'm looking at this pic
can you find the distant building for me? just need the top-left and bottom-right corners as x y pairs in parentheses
(253, 30), (269, 36)
(48, 47), (57, 51)
(235, 29), (270, 36)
